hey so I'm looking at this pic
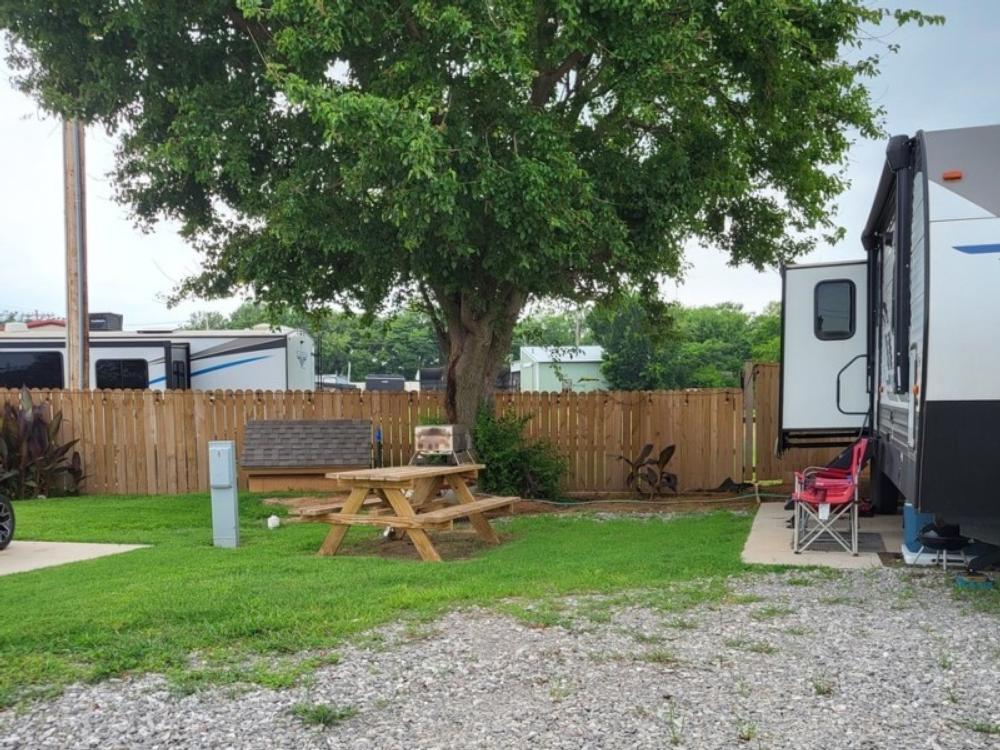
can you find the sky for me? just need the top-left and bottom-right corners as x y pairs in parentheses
(1, 1), (998, 327)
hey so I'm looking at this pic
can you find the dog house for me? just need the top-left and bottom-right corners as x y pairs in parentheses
(241, 419), (371, 492)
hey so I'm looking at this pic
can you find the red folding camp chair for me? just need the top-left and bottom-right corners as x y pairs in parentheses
(792, 438), (869, 556)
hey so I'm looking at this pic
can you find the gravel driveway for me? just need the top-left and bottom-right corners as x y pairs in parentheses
(1, 567), (997, 749)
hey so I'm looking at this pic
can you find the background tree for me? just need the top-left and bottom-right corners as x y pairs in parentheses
(183, 302), (442, 378)
(0, 310), (55, 324)
(511, 307), (592, 355)
(348, 309), (442, 378)
(180, 310), (230, 331)
(748, 301), (782, 363)
(661, 303), (752, 388)
(590, 297), (781, 389)
(0, 2), (939, 425)
(588, 294), (674, 391)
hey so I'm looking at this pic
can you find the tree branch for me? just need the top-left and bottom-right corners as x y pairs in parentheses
(418, 284), (449, 359)
(530, 50), (586, 108)
(403, 13), (422, 41)
(225, 9), (272, 41)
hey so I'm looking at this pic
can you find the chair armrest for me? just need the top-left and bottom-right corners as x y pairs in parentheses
(798, 466), (831, 490)
(812, 467), (850, 478)
(801, 466), (838, 478)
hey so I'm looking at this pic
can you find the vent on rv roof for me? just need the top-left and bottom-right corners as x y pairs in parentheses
(3, 322), (28, 332)
(89, 312), (123, 331)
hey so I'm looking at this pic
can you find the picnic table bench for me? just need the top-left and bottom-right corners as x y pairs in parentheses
(316, 464), (515, 562)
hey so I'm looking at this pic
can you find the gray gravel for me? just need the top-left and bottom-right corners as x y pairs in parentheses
(1, 567), (998, 749)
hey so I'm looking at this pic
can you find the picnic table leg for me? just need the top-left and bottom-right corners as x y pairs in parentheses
(381, 488), (442, 562)
(317, 487), (369, 556)
(383, 476), (443, 540)
(445, 475), (501, 545)
(409, 476), (443, 509)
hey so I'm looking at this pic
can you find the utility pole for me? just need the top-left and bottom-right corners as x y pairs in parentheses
(63, 118), (89, 389)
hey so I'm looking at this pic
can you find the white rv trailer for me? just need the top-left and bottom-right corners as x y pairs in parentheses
(0, 326), (315, 391)
(780, 124), (1000, 548)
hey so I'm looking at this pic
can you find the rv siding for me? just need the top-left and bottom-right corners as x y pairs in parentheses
(922, 125), (1000, 401)
(0, 331), (315, 391)
(925, 194), (1000, 401)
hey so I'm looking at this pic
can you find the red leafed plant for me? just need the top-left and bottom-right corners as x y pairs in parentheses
(617, 444), (678, 499)
(0, 388), (84, 499)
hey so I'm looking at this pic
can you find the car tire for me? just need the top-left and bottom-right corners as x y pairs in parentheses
(0, 495), (14, 551)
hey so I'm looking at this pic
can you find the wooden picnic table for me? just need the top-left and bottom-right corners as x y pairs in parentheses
(317, 464), (515, 562)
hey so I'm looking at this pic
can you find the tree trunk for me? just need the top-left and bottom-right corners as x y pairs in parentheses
(437, 288), (525, 428)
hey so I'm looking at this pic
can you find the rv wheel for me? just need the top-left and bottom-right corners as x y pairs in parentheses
(0, 496), (14, 551)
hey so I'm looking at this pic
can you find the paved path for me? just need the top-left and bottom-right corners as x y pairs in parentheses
(0, 541), (147, 577)
(742, 501), (903, 569)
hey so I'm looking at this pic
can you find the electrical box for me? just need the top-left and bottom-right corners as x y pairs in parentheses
(208, 441), (239, 548)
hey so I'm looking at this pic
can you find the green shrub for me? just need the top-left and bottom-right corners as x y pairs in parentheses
(0, 388), (84, 499)
(473, 409), (567, 499)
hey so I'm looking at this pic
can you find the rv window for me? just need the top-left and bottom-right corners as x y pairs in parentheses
(0, 351), (64, 389)
(95, 359), (149, 389)
(814, 280), (855, 341)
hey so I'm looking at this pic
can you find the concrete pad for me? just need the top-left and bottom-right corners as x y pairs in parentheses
(0, 541), (147, 577)
(742, 501), (903, 570)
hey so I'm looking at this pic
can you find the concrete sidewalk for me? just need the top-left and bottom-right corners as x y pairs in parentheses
(0, 541), (147, 577)
(742, 501), (903, 569)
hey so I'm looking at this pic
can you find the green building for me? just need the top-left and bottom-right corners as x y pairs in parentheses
(516, 346), (607, 393)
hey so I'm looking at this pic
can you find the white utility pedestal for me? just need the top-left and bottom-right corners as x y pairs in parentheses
(209, 441), (239, 548)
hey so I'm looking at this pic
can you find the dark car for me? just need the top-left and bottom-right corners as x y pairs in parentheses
(0, 496), (13, 551)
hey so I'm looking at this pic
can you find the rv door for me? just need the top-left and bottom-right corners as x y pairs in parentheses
(779, 261), (870, 450)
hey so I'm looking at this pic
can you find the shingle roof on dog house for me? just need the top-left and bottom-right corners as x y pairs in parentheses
(241, 419), (371, 491)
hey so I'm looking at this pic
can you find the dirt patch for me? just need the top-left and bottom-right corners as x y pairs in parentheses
(510, 494), (757, 516)
(338, 528), (504, 561)
(264, 492), (759, 520)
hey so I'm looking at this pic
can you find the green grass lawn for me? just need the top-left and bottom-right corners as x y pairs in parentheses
(0, 494), (755, 707)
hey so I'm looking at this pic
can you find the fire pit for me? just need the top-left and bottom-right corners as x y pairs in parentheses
(411, 425), (477, 465)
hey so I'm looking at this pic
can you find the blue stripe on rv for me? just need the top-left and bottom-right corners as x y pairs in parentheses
(954, 243), (1000, 254)
(148, 355), (270, 385)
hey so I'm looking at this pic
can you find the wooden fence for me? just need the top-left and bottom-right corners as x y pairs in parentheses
(2, 364), (835, 496)
(4, 387), (746, 496)
(499, 389), (745, 494)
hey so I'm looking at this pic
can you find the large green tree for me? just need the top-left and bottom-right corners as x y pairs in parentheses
(1, 2), (938, 424)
